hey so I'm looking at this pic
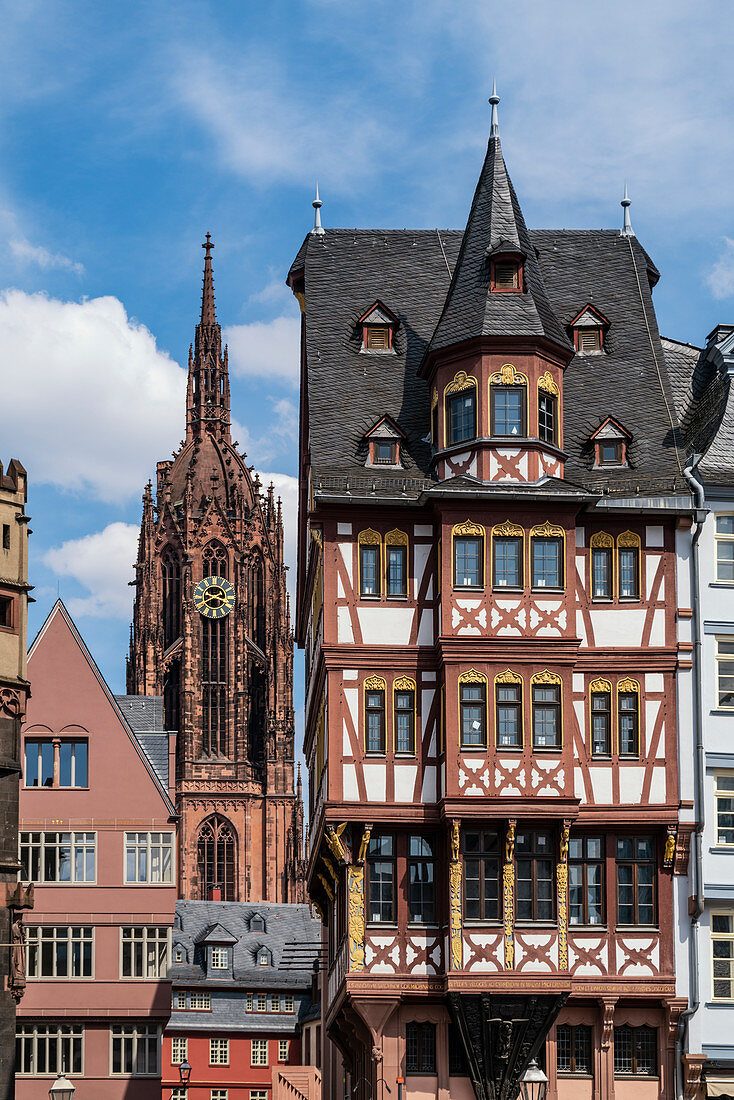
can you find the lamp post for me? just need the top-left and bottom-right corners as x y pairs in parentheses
(519, 1060), (548, 1100)
(48, 1071), (75, 1100)
(173, 1058), (192, 1096)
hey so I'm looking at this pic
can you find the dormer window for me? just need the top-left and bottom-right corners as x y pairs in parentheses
(493, 261), (520, 291)
(175, 946), (185, 963)
(364, 415), (404, 468)
(488, 245), (525, 293)
(249, 914), (266, 933)
(359, 301), (399, 352)
(570, 305), (610, 354)
(590, 417), (631, 469)
(257, 948), (271, 967)
(210, 946), (229, 970)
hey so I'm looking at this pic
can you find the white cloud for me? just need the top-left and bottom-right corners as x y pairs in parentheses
(9, 237), (84, 276)
(225, 315), (300, 385)
(43, 522), (138, 619)
(0, 289), (185, 502)
(707, 239), (734, 301)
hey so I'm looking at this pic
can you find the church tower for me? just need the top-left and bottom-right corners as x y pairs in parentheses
(128, 235), (304, 903)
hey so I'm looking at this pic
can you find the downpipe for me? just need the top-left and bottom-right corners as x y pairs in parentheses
(677, 458), (707, 1100)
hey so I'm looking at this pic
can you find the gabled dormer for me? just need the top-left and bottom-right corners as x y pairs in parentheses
(363, 415), (405, 468)
(590, 417), (632, 468)
(487, 239), (525, 293)
(570, 304), (610, 354)
(196, 922), (237, 978)
(358, 301), (399, 352)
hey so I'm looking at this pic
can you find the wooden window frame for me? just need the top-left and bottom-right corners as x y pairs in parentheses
(366, 833), (396, 925)
(447, 387), (478, 446)
(459, 671), (488, 749)
(385, 529), (409, 598)
(462, 828), (501, 922)
(406, 1022), (437, 1074)
(531, 671), (562, 750)
(490, 383), (527, 437)
(364, 677), (387, 755)
(589, 679), (612, 757)
(556, 1023), (593, 1075)
(716, 637), (734, 709)
(494, 671), (523, 749)
(452, 521), (485, 589)
(617, 531), (641, 600)
(407, 835), (437, 925)
(590, 532), (614, 599)
(393, 677), (417, 756)
(715, 773), (734, 846)
(568, 835), (605, 926)
(615, 836), (657, 927)
(715, 514), (734, 582)
(613, 1025), (657, 1076)
(358, 529), (382, 599)
(515, 828), (555, 923)
(617, 679), (640, 758)
(711, 911), (734, 1000)
(490, 258), (524, 294)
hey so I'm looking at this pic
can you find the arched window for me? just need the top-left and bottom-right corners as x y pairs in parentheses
(161, 546), (181, 647)
(249, 556), (265, 648)
(163, 657), (181, 734)
(203, 540), (228, 579)
(197, 815), (237, 901)
(201, 542), (229, 758)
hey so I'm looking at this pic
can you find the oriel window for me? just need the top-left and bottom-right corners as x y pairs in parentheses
(365, 688), (386, 754)
(569, 836), (604, 925)
(493, 536), (522, 587)
(532, 682), (561, 748)
(386, 542), (407, 597)
(516, 830), (554, 922)
(366, 835), (395, 923)
(463, 830), (500, 921)
(407, 836), (436, 924)
(590, 690), (611, 756)
(496, 682), (522, 748)
(531, 537), (562, 588)
(448, 389), (477, 445)
(359, 543), (381, 598)
(394, 687), (415, 755)
(618, 690), (639, 756)
(538, 392), (557, 445)
(460, 681), (487, 747)
(454, 535), (483, 588)
(616, 836), (656, 926)
(491, 385), (526, 436)
(592, 545), (613, 598)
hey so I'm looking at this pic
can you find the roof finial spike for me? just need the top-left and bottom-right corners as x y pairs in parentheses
(200, 232), (217, 324)
(489, 79), (500, 139)
(311, 182), (325, 236)
(620, 182), (634, 238)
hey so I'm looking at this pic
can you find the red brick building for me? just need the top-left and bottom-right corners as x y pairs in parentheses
(128, 237), (304, 904)
(291, 93), (691, 1100)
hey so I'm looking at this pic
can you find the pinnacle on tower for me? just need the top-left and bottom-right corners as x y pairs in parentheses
(311, 183), (325, 236)
(489, 78), (500, 139)
(620, 182), (635, 238)
(201, 232), (217, 325)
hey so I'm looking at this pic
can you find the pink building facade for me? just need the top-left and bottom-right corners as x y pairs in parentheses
(17, 601), (177, 1097)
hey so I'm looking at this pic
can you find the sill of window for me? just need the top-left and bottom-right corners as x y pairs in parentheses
(395, 753), (417, 759)
(705, 1001), (734, 1009)
(24, 786), (90, 792)
(558, 1075), (594, 1080)
(454, 586), (485, 593)
(495, 746), (523, 753)
(514, 922), (558, 930)
(532, 748), (563, 754)
(365, 753), (387, 759)
(408, 923), (440, 929)
(492, 587), (524, 594)
(570, 925), (608, 932)
(359, 596), (381, 602)
(460, 747), (489, 753)
(591, 598), (614, 604)
(386, 595), (409, 601)
(708, 846), (734, 853)
(366, 923), (398, 930)
(618, 597), (641, 603)
(614, 1076), (659, 1081)
(709, 709), (734, 716)
(615, 926), (659, 932)
(709, 583), (734, 589)
(531, 588), (565, 595)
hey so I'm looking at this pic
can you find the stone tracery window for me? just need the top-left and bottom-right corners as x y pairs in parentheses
(161, 546), (182, 647)
(197, 815), (237, 901)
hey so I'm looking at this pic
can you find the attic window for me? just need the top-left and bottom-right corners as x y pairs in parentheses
(359, 301), (398, 352)
(491, 259), (523, 293)
(257, 948), (271, 967)
(364, 415), (404, 468)
(590, 417), (631, 469)
(250, 914), (266, 933)
(374, 441), (397, 465)
(579, 328), (602, 353)
(598, 442), (624, 466)
(175, 946), (185, 963)
(570, 305), (609, 353)
(364, 326), (390, 351)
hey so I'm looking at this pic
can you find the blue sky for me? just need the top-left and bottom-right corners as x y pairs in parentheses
(1, 0), (733, 737)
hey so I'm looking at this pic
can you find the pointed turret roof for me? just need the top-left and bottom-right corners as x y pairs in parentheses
(427, 92), (571, 357)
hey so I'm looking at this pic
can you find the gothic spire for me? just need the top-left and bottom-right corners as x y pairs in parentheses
(427, 88), (571, 357)
(186, 235), (231, 442)
(201, 232), (217, 325)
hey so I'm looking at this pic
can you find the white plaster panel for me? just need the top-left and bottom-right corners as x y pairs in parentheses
(421, 690), (435, 737)
(618, 766), (645, 804)
(678, 617), (693, 645)
(590, 768), (613, 804)
(576, 528), (586, 548)
(394, 763), (418, 801)
(649, 608), (666, 645)
(574, 767), (586, 802)
(414, 524), (433, 537)
(421, 765), (437, 803)
(576, 612), (588, 646)
(342, 669), (358, 679)
(337, 606), (354, 643)
(338, 542), (353, 585)
(344, 687), (358, 737)
(363, 762), (387, 801)
(573, 700), (586, 743)
(337, 522), (353, 536)
(414, 543), (430, 601)
(343, 763), (359, 801)
(358, 606), (412, 644)
(645, 699), (661, 752)
(646, 525), (664, 548)
(417, 610), (434, 646)
(649, 766), (666, 803)
(589, 608), (646, 647)
(646, 554), (661, 599)
(645, 673), (664, 693)
(676, 528), (692, 606)
(422, 671), (437, 682)
(337, 573), (345, 599)
(576, 557), (586, 587)
(573, 674), (585, 693)
(343, 722), (352, 754)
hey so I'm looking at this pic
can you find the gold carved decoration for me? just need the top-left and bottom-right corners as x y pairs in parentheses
(538, 370), (560, 396)
(589, 677), (612, 693)
(449, 858), (463, 970)
(618, 530), (642, 548)
(490, 363), (528, 386)
(385, 528), (408, 548)
(531, 669), (562, 686)
(450, 820), (460, 862)
(394, 675), (416, 692)
(322, 855), (338, 883)
(347, 864), (365, 971)
(310, 529), (323, 550)
(312, 899), (324, 922)
(617, 677), (640, 694)
(446, 370), (477, 395)
(505, 820), (516, 864)
(358, 528), (381, 546)
(453, 518), (485, 538)
(504, 822), (517, 970)
(557, 823), (570, 971)
(431, 388), (438, 410)
(458, 668), (487, 685)
(364, 675), (387, 691)
(496, 669), (523, 686)
(493, 519), (524, 539)
(663, 829), (676, 868)
(325, 823), (349, 864)
(357, 824), (372, 864)
(317, 872), (334, 900)
(530, 521), (565, 539)
(590, 531), (614, 549)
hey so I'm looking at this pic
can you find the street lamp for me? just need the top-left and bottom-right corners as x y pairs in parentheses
(179, 1059), (192, 1085)
(519, 1060), (548, 1100)
(48, 1071), (75, 1100)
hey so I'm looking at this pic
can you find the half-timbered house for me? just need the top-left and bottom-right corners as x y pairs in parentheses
(290, 93), (694, 1100)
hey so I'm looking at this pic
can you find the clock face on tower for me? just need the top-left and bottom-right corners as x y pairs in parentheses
(193, 576), (236, 619)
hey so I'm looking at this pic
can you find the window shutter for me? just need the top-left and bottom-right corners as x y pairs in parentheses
(365, 326), (389, 349)
(494, 262), (519, 290)
(579, 328), (601, 351)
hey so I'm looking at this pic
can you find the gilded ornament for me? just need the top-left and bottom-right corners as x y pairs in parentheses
(590, 531), (614, 549)
(449, 859), (463, 970)
(490, 363), (528, 386)
(358, 528), (381, 546)
(617, 530), (642, 547)
(385, 528), (409, 548)
(560, 824), (570, 864)
(495, 669), (523, 686)
(459, 668), (487, 686)
(537, 370), (560, 397)
(357, 824), (373, 864)
(505, 821), (516, 864)
(431, 388), (438, 409)
(492, 519), (524, 539)
(503, 862), (515, 970)
(322, 855), (338, 883)
(325, 823), (349, 864)
(393, 676), (416, 692)
(532, 669), (562, 686)
(557, 861), (569, 970)
(317, 872), (334, 900)
(663, 830), (676, 867)
(453, 518), (485, 538)
(364, 675), (387, 691)
(617, 677), (639, 694)
(589, 677), (612, 694)
(310, 529), (323, 550)
(529, 520), (565, 539)
(450, 820), (460, 862)
(347, 864), (365, 971)
(446, 370), (477, 395)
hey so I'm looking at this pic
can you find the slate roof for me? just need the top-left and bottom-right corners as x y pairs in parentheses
(291, 225), (686, 498)
(170, 901), (320, 988)
(115, 695), (168, 789)
(428, 134), (571, 355)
